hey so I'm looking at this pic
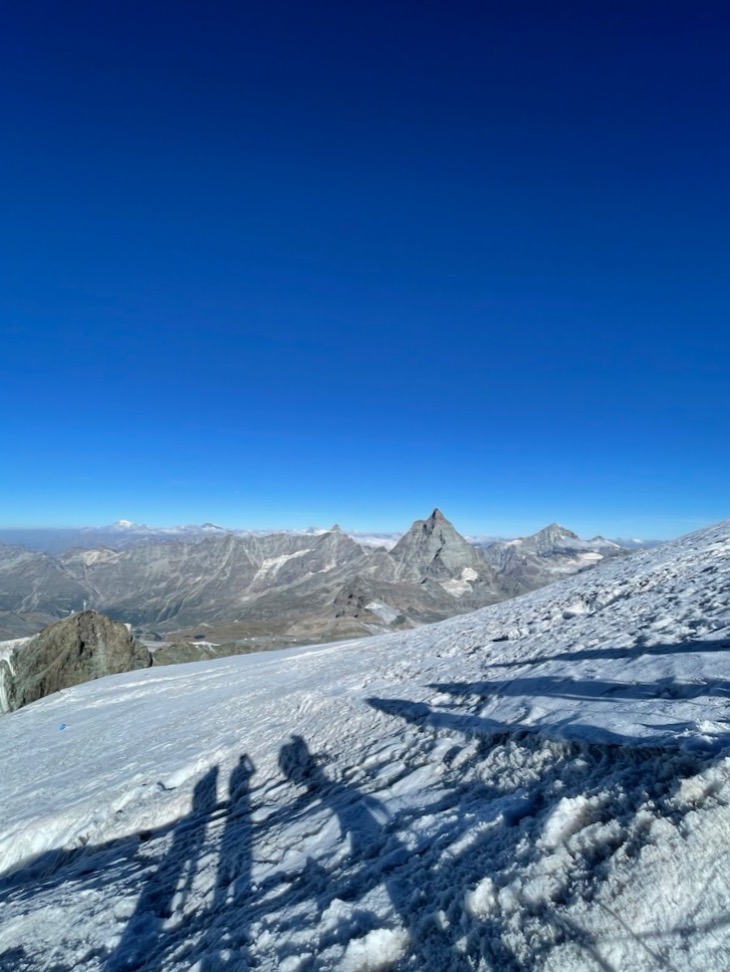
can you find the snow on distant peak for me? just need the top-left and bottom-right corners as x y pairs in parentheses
(3, 520), (730, 969)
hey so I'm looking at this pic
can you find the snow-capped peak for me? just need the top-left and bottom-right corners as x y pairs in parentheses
(3, 520), (730, 970)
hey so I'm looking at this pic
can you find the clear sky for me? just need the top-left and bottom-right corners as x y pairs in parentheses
(2, 1), (729, 539)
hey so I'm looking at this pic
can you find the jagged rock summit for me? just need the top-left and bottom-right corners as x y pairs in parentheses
(332, 509), (509, 630)
(389, 508), (488, 582)
(523, 522), (580, 555)
(482, 520), (627, 587)
(0, 514), (637, 647)
(0, 610), (152, 713)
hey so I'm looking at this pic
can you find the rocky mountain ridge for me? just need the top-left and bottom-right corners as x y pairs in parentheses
(0, 520), (662, 556)
(481, 522), (626, 585)
(0, 511), (636, 644)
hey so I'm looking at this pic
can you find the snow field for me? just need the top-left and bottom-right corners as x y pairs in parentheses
(1, 521), (730, 968)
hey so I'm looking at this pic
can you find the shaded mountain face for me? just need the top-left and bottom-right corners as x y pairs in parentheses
(0, 610), (152, 713)
(0, 545), (88, 637)
(0, 514), (641, 646)
(481, 522), (628, 590)
(389, 509), (491, 582)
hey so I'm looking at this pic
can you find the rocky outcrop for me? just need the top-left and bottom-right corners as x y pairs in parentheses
(0, 611), (152, 713)
(387, 509), (506, 603)
(482, 523), (627, 591)
(0, 516), (639, 649)
(389, 509), (485, 581)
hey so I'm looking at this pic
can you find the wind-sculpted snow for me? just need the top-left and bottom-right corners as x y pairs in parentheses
(1, 521), (730, 969)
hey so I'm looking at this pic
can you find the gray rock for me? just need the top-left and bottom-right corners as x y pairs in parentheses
(0, 515), (640, 649)
(0, 611), (152, 713)
(482, 522), (628, 590)
(388, 508), (503, 598)
(0, 544), (87, 615)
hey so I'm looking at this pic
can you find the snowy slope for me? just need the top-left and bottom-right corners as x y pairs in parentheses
(2, 522), (730, 970)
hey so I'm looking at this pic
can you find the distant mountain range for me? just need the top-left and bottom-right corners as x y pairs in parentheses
(0, 521), (236, 556)
(0, 519), (662, 556)
(0, 511), (658, 644)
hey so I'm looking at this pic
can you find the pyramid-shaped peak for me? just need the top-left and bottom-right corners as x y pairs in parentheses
(420, 508), (456, 533)
(388, 508), (486, 583)
(419, 508), (458, 537)
(523, 523), (581, 555)
(328, 524), (344, 533)
(534, 523), (578, 539)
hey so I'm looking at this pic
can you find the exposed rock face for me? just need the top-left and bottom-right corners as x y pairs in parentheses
(0, 611), (152, 713)
(0, 515), (639, 648)
(60, 529), (370, 627)
(330, 511), (514, 634)
(0, 544), (87, 615)
(390, 509), (494, 583)
(482, 523), (627, 591)
(385, 508), (512, 606)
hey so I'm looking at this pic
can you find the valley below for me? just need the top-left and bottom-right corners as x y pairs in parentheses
(0, 510), (633, 650)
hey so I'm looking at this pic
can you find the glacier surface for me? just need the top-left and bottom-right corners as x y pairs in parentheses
(2, 521), (730, 970)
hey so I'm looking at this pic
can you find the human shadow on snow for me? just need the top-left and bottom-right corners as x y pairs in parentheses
(1, 755), (257, 972)
(4, 691), (730, 972)
(276, 734), (473, 971)
(105, 766), (221, 972)
(366, 692), (730, 971)
(103, 755), (257, 972)
(197, 754), (256, 972)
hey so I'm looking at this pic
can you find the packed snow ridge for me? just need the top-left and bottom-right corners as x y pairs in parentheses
(2, 520), (730, 970)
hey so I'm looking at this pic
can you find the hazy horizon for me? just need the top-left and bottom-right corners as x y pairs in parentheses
(0, 512), (675, 543)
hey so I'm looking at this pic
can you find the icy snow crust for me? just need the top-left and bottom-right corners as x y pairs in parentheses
(2, 523), (730, 970)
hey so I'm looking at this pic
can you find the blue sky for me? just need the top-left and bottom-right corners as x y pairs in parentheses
(1, 1), (729, 538)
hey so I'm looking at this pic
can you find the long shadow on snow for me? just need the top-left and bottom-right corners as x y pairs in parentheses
(196, 754), (256, 972)
(366, 693), (730, 971)
(105, 766), (221, 972)
(274, 734), (473, 971)
(430, 675), (730, 703)
(4, 694), (730, 972)
(103, 754), (258, 972)
(265, 730), (640, 970)
(482, 636), (730, 669)
(369, 695), (678, 749)
(428, 666), (730, 750)
(0, 756), (258, 972)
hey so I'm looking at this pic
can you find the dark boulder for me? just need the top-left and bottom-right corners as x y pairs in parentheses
(0, 610), (152, 713)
